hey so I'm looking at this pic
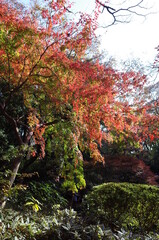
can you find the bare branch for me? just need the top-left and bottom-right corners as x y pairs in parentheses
(64, 6), (74, 14)
(96, 0), (155, 28)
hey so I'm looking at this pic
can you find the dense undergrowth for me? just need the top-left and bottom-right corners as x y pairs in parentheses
(1, 181), (159, 240)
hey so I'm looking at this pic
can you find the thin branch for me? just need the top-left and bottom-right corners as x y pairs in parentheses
(15, 42), (55, 90)
(4, 56), (27, 110)
(96, 0), (155, 28)
(18, 56), (27, 84)
(64, 6), (74, 14)
(6, 51), (11, 82)
(4, 40), (58, 109)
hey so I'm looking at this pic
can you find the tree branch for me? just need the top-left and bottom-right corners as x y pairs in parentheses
(96, 0), (154, 28)
(4, 40), (58, 109)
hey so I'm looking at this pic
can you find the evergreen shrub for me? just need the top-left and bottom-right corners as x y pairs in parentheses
(84, 182), (159, 233)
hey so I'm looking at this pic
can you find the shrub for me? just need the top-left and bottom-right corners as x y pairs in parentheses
(84, 182), (159, 233)
(10, 180), (67, 211)
(84, 182), (133, 229)
(1, 205), (159, 239)
(127, 184), (159, 233)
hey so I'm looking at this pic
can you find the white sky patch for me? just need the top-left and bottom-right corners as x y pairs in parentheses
(72, 0), (159, 63)
(99, 10), (159, 63)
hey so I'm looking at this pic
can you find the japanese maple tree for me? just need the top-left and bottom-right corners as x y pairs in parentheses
(0, 0), (158, 209)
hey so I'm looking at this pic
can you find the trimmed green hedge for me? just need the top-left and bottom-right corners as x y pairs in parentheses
(84, 182), (159, 233)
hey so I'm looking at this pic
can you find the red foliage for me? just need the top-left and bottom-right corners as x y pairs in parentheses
(104, 156), (158, 185)
(0, 0), (158, 163)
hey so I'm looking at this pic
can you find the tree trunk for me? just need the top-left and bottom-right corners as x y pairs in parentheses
(0, 157), (22, 210)
(0, 103), (24, 210)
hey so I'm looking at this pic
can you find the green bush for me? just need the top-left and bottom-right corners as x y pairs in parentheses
(84, 182), (159, 233)
(127, 184), (159, 233)
(84, 182), (133, 228)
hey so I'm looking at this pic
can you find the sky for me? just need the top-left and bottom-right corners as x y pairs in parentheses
(19, 0), (159, 65)
(72, 0), (159, 65)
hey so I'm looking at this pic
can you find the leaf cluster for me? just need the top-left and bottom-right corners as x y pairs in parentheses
(1, 199), (159, 240)
(10, 180), (67, 211)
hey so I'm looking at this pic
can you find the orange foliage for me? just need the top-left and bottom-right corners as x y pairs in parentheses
(0, 0), (158, 164)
